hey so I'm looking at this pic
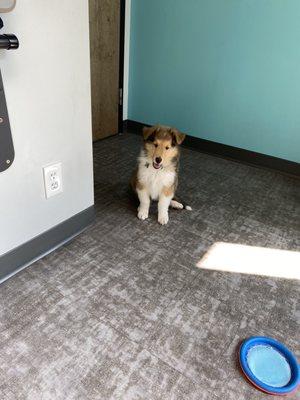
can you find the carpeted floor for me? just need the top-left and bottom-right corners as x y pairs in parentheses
(0, 133), (299, 400)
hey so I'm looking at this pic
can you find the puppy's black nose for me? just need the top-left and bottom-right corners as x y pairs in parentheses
(155, 157), (162, 164)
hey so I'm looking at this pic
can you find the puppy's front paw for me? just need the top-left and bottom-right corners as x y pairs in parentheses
(138, 208), (149, 220)
(158, 213), (169, 225)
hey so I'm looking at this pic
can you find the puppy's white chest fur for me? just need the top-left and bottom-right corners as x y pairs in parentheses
(138, 156), (175, 200)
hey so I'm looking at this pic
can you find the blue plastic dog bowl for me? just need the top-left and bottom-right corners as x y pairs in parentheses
(239, 337), (300, 395)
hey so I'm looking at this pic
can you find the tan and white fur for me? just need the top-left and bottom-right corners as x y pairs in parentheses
(131, 124), (191, 225)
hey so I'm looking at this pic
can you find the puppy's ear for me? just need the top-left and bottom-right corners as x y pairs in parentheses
(170, 128), (186, 146)
(143, 126), (157, 142)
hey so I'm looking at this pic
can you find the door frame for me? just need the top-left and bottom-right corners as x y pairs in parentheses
(118, 0), (126, 133)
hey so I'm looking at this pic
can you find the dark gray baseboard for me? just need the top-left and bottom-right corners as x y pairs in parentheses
(0, 205), (95, 283)
(123, 120), (300, 178)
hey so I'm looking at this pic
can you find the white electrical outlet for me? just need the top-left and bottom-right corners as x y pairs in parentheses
(43, 163), (63, 199)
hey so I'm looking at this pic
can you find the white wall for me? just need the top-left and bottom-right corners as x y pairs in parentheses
(0, 0), (94, 255)
(123, 0), (131, 120)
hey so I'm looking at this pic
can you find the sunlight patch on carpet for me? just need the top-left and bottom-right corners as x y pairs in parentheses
(197, 242), (300, 279)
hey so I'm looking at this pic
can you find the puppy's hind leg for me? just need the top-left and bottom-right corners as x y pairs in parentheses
(170, 198), (192, 211)
(137, 188), (150, 220)
(170, 199), (184, 210)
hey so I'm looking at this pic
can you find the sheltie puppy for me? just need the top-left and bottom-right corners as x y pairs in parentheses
(131, 124), (191, 225)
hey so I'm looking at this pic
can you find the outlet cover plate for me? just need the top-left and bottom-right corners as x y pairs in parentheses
(43, 162), (63, 199)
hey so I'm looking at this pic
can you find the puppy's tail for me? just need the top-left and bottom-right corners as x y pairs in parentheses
(170, 198), (192, 211)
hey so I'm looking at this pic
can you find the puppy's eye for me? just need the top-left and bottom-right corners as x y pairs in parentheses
(154, 144), (158, 148)
(165, 146), (170, 150)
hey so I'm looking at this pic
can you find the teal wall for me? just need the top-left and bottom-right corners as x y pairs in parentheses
(128, 0), (300, 162)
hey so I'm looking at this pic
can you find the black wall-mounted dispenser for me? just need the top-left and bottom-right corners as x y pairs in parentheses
(0, 33), (18, 49)
(0, 16), (18, 172)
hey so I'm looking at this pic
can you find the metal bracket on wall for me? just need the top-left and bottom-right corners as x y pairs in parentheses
(0, 70), (15, 172)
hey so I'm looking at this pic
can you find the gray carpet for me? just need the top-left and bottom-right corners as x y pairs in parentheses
(0, 133), (299, 400)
